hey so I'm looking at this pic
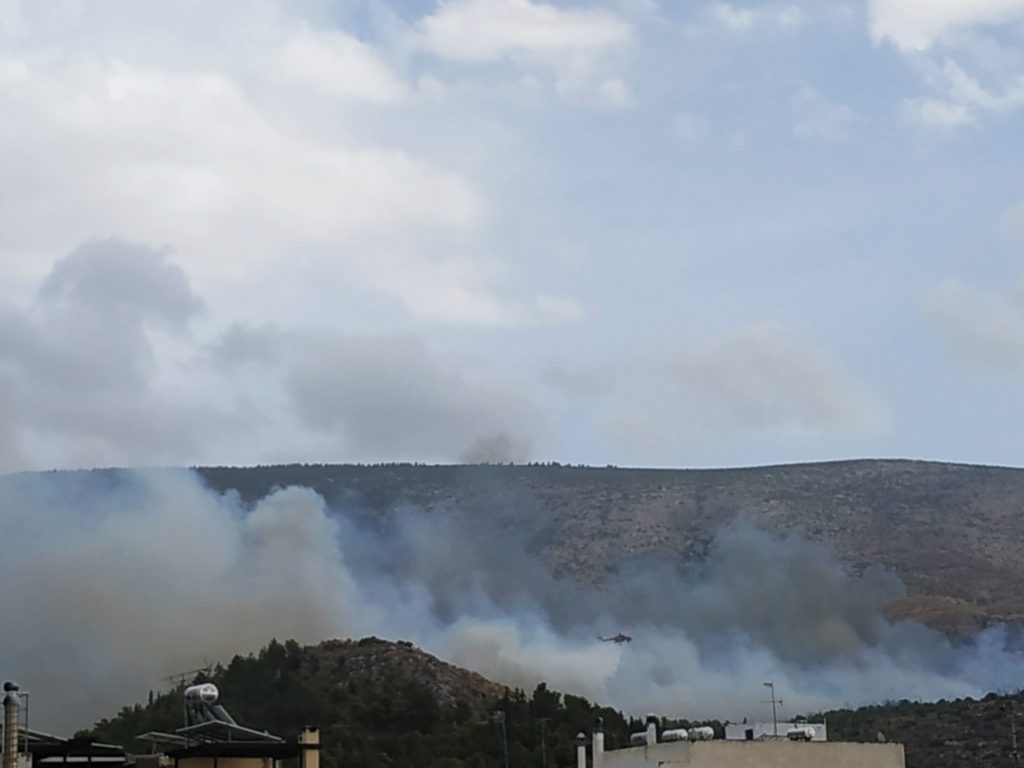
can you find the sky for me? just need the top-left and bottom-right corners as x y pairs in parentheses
(2, 0), (1024, 472)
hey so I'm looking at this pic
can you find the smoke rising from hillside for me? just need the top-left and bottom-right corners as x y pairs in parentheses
(1, 469), (1021, 733)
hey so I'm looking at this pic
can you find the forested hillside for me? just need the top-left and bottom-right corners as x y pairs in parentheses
(819, 691), (1024, 768)
(86, 638), (642, 768)
(83, 638), (1024, 768)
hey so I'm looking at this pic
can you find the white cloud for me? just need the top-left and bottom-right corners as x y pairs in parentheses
(905, 57), (1024, 126)
(705, 3), (805, 33)
(0, 1), (603, 328)
(869, 1), (1024, 127)
(420, 0), (630, 61)
(709, 3), (755, 32)
(791, 84), (859, 140)
(417, 0), (632, 102)
(276, 26), (408, 103)
(869, 0), (1024, 51)
(0, 48), (534, 324)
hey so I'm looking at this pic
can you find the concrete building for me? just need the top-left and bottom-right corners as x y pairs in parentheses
(3, 680), (316, 768)
(162, 727), (319, 768)
(138, 686), (319, 768)
(576, 717), (905, 768)
(3, 682), (126, 768)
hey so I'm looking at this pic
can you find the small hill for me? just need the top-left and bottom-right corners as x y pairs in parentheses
(305, 637), (506, 714)
(88, 638), (634, 768)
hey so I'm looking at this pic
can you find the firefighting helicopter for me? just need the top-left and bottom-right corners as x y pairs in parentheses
(597, 633), (632, 644)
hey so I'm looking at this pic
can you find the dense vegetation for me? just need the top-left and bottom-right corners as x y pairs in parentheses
(85, 639), (656, 768)
(83, 638), (1024, 768)
(819, 692), (1024, 768)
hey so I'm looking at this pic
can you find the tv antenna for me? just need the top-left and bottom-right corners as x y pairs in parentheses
(761, 682), (783, 737)
(162, 666), (212, 689)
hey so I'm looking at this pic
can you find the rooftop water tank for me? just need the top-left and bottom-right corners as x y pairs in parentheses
(184, 683), (219, 703)
(786, 726), (815, 741)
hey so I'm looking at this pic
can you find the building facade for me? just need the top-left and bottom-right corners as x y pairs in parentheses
(578, 719), (904, 768)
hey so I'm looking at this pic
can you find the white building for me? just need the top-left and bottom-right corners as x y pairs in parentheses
(576, 716), (904, 768)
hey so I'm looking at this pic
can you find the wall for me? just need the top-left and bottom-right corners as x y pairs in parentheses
(602, 740), (904, 768)
(177, 757), (273, 768)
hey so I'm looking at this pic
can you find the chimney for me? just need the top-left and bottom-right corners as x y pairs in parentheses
(576, 732), (587, 768)
(645, 714), (657, 746)
(299, 726), (320, 768)
(592, 717), (604, 768)
(3, 682), (20, 768)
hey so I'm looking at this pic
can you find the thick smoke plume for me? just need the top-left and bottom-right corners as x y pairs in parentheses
(1, 469), (1021, 733)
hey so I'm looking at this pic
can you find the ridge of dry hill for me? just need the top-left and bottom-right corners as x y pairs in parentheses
(196, 459), (1024, 633)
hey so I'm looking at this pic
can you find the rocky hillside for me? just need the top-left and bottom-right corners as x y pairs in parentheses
(197, 460), (1024, 632)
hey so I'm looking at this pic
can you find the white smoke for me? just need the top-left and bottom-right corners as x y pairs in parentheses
(0, 468), (1021, 734)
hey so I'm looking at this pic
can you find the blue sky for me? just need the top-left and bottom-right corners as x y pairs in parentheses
(1, 0), (1024, 470)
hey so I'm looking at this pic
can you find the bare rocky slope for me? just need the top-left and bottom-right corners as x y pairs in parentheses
(197, 459), (1024, 633)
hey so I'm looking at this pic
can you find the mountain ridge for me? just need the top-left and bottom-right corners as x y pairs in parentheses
(191, 459), (1024, 632)
(6, 458), (1023, 633)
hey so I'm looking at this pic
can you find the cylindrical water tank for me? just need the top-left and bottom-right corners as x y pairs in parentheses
(688, 726), (714, 741)
(184, 684), (219, 703)
(786, 726), (815, 741)
(661, 729), (688, 743)
(3, 682), (21, 768)
(629, 733), (648, 746)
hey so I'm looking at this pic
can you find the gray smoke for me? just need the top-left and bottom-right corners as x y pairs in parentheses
(0, 468), (1021, 734)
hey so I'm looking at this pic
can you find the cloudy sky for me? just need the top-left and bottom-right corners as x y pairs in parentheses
(1, 0), (1024, 472)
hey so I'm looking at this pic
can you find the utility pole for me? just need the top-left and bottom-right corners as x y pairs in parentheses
(1011, 706), (1020, 768)
(539, 718), (549, 768)
(762, 682), (782, 737)
(493, 711), (510, 768)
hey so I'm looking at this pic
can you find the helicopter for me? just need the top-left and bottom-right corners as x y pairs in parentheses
(597, 633), (632, 644)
